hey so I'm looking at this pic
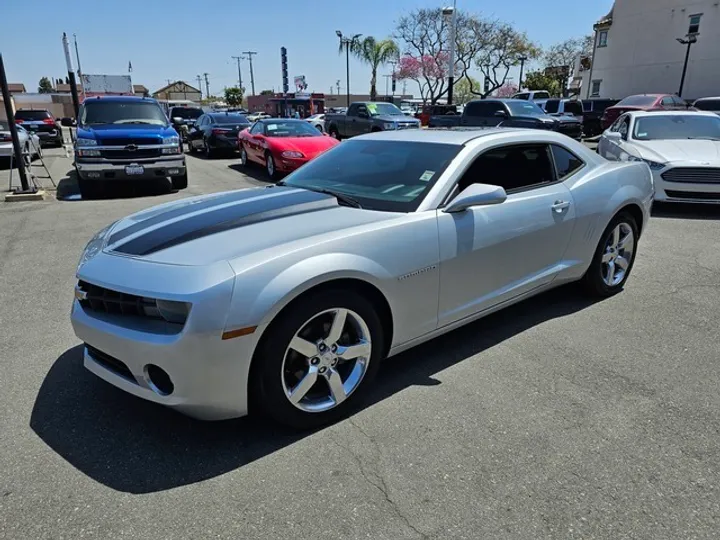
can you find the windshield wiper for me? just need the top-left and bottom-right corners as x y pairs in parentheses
(686, 136), (720, 141)
(277, 182), (362, 208)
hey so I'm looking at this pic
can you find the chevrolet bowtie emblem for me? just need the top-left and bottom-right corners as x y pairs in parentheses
(125, 144), (138, 151)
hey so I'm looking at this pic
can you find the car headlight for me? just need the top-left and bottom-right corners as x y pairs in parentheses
(76, 137), (97, 147)
(77, 222), (115, 273)
(163, 135), (180, 146)
(141, 298), (191, 324)
(281, 150), (304, 158)
(629, 156), (665, 170)
(383, 122), (397, 130)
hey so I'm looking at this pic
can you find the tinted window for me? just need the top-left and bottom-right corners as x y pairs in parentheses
(694, 99), (720, 111)
(532, 92), (550, 100)
(506, 101), (546, 117)
(282, 140), (461, 212)
(551, 145), (584, 179)
(514, 93), (530, 100)
(592, 99), (619, 112)
(14, 110), (52, 120)
(565, 101), (583, 116)
(249, 123), (263, 134)
(617, 95), (658, 107)
(81, 101), (167, 126)
(210, 113), (249, 124)
(661, 97), (674, 107)
(545, 100), (560, 113)
(170, 107), (202, 119)
(633, 114), (720, 141)
(347, 104), (359, 116)
(457, 144), (554, 193)
(464, 101), (503, 117)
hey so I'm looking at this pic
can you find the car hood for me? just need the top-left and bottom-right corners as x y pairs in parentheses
(77, 124), (176, 142)
(103, 186), (399, 266)
(268, 136), (338, 157)
(632, 139), (720, 163)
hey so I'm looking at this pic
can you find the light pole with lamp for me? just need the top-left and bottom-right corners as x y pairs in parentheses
(442, 1), (457, 105)
(336, 31), (362, 108)
(676, 34), (698, 98)
(517, 55), (528, 91)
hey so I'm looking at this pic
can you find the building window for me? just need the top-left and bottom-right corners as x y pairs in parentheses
(688, 14), (702, 35)
(598, 30), (608, 47)
(591, 80), (602, 97)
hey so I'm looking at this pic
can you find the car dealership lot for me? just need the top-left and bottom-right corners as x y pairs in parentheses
(2, 147), (720, 539)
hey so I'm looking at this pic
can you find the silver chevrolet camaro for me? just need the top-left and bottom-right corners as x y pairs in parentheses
(71, 128), (654, 429)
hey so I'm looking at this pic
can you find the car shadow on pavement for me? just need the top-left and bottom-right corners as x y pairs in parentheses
(55, 168), (175, 201)
(651, 202), (720, 220)
(30, 284), (601, 494)
(226, 163), (276, 185)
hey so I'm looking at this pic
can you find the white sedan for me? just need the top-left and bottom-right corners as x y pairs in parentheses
(598, 111), (720, 204)
(305, 113), (325, 132)
(0, 122), (42, 161)
(247, 112), (272, 122)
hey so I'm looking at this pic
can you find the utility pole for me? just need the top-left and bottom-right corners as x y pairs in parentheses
(231, 55), (244, 89)
(61, 33), (80, 118)
(73, 33), (85, 99)
(517, 55), (528, 91)
(203, 73), (210, 100)
(242, 51), (258, 95)
(196, 75), (203, 99)
(0, 53), (33, 193)
(166, 79), (172, 86)
(336, 80), (341, 95)
(383, 74), (392, 98)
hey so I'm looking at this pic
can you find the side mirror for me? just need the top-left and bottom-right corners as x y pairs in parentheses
(443, 184), (507, 213)
(494, 110), (508, 118)
(61, 117), (76, 127)
(172, 117), (183, 124)
(605, 131), (622, 142)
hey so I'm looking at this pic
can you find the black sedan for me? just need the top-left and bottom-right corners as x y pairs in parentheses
(187, 112), (251, 157)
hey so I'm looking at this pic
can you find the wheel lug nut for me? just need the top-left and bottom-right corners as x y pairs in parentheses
(311, 357), (319, 365)
(319, 366), (327, 374)
(331, 344), (337, 352)
(319, 343), (327, 352)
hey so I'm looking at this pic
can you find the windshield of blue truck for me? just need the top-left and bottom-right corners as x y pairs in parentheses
(507, 101), (547, 117)
(81, 101), (168, 126)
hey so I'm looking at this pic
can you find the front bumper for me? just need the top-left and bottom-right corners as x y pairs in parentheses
(71, 254), (261, 420)
(652, 167), (720, 204)
(76, 157), (186, 181)
(276, 156), (309, 172)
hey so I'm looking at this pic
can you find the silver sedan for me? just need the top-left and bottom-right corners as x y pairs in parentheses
(71, 128), (654, 429)
(0, 122), (42, 160)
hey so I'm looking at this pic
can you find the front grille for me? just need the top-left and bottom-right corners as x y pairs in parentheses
(97, 138), (161, 146)
(78, 280), (154, 318)
(100, 149), (162, 159)
(86, 345), (136, 382)
(397, 123), (419, 130)
(665, 190), (720, 201)
(662, 167), (720, 184)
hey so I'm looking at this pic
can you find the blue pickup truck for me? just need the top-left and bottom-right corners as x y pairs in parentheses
(64, 96), (187, 199)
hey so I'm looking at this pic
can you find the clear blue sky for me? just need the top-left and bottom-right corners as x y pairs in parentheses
(4, 0), (613, 97)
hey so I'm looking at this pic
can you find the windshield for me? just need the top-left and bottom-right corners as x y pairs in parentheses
(633, 115), (720, 141)
(81, 101), (168, 126)
(617, 95), (657, 107)
(694, 99), (720, 112)
(281, 140), (461, 212)
(367, 103), (404, 116)
(170, 107), (202, 119)
(264, 121), (322, 137)
(211, 114), (249, 124)
(507, 101), (547, 117)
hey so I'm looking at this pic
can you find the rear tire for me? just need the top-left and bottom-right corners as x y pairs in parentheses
(204, 139), (214, 158)
(171, 172), (188, 190)
(250, 289), (385, 430)
(187, 140), (196, 154)
(582, 211), (639, 297)
(329, 127), (341, 140)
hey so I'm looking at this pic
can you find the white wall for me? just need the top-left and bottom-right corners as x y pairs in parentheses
(590, 0), (720, 100)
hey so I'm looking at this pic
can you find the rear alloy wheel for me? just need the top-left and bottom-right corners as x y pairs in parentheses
(252, 289), (384, 429)
(266, 152), (277, 180)
(582, 212), (638, 297)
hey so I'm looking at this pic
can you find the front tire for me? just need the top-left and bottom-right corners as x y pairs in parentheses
(171, 172), (188, 190)
(329, 127), (341, 140)
(582, 211), (638, 297)
(251, 289), (385, 430)
(78, 176), (102, 199)
(265, 152), (277, 180)
(239, 146), (248, 167)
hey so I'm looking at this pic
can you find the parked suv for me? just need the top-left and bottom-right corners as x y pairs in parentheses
(14, 109), (63, 146)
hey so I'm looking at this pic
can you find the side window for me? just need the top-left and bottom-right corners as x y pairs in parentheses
(249, 122), (263, 134)
(455, 144), (555, 194)
(463, 101), (490, 117)
(515, 93), (529, 100)
(551, 145), (584, 179)
(545, 100), (560, 114)
(356, 105), (368, 117)
(565, 101), (583, 116)
(617, 117), (629, 139)
(672, 96), (688, 109)
(610, 114), (625, 132)
(347, 104), (358, 116)
(661, 96), (674, 107)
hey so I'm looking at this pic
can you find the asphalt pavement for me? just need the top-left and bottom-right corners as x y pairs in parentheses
(1, 145), (720, 539)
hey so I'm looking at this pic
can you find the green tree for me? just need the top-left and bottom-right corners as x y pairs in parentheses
(38, 77), (53, 93)
(224, 87), (244, 107)
(523, 71), (561, 96)
(453, 76), (479, 104)
(259, 89), (274, 96)
(345, 36), (399, 100)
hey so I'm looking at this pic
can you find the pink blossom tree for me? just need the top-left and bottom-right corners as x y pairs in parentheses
(395, 53), (449, 104)
(494, 82), (518, 97)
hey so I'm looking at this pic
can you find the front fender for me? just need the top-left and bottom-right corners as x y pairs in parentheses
(225, 253), (394, 336)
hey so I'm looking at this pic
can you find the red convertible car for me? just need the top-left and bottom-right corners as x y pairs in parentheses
(238, 119), (339, 179)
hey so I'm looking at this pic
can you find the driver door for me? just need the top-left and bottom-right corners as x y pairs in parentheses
(245, 122), (265, 162)
(436, 143), (576, 326)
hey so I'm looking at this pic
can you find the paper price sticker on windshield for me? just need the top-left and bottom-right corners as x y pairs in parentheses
(267, 124), (278, 131)
(366, 103), (378, 114)
(420, 170), (435, 182)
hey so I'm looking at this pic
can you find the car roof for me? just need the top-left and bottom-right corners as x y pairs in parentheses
(625, 110), (718, 118)
(694, 96), (720, 101)
(84, 95), (157, 103)
(258, 118), (304, 123)
(354, 127), (526, 145)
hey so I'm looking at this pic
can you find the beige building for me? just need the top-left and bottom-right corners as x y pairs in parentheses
(583, 1), (720, 100)
(152, 81), (202, 102)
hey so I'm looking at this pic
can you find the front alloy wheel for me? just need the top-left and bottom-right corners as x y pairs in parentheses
(266, 153), (276, 179)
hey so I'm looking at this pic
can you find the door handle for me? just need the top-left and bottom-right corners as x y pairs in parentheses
(552, 200), (571, 212)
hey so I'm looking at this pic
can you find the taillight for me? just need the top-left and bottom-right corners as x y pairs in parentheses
(42, 118), (55, 125)
(211, 128), (230, 135)
(0, 134), (11, 142)
(14, 119), (23, 124)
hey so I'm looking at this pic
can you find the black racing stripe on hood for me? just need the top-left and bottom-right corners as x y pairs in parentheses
(108, 188), (276, 246)
(113, 189), (336, 256)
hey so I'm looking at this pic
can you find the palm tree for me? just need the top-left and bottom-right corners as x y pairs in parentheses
(345, 37), (400, 100)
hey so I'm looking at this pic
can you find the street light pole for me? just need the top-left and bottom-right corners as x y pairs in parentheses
(443, 1), (457, 105)
(337, 31), (361, 108)
(0, 53), (33, 193)
(517, 55), (528, 91)
(62, 33), (80, 118)
(676, 34), (698, 98)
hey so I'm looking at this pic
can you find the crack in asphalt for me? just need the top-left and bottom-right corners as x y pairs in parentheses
(330, 418), (428, 539)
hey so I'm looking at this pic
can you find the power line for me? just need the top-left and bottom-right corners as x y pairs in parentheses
(242, 51), (257, 96)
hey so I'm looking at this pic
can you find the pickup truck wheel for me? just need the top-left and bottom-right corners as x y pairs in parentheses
(329, 127), (341, 140)
(171, 172), (188, 190)
(266, 152), (277, 180)
(78, 177), (102, 200)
